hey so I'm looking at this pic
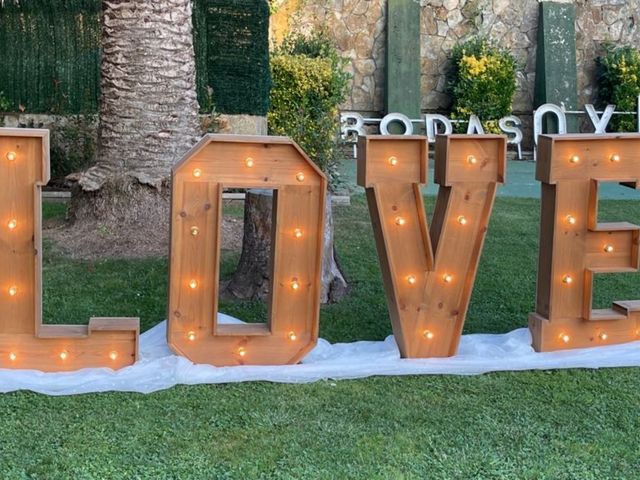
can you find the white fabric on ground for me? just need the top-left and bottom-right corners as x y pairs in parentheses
(1, 314), (639, 396)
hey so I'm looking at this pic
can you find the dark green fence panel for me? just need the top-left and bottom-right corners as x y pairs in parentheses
(0, 0), (270, 115)
(194, 0), (271, 116)
(0, 0), (101, 113)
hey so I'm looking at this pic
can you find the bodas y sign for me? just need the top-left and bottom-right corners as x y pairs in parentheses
(0, 129), (638, 372)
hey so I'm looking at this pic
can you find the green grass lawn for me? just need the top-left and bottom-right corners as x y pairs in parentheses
(1, 196), (639, 479)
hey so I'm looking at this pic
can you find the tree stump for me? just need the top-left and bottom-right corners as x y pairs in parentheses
(223, 190), (348, 303)
(67, 0), (200, 258)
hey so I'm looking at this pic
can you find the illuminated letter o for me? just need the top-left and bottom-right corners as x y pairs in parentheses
(168, 135), (327, 366)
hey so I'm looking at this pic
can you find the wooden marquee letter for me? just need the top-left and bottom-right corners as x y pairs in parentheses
(168, 135), (327, 366)
(529, 134), (640, 351)
(0, 129), (139, 371)
(358, 134), (506, 358)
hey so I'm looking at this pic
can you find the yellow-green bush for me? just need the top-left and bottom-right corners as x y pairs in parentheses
(449, 37), (517, 133)
(269, 32), (350, 186)
(598, 45), (640, 132)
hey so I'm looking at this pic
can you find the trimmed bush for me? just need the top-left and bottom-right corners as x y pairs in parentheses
(449, 37), (517, 133)
(269, 32), (350, 186)
(598, 45), (640, 132)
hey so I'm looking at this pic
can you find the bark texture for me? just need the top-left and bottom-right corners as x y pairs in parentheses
(223, 190), (275, 300)
(68, 0), (201, 254)
(224, 190), (349, 304)
(80, 0), (201, 193)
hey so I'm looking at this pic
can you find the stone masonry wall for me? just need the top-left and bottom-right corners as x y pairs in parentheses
(272, 0), (640, 119)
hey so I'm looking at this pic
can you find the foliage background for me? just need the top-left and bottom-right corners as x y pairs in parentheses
(598, 45), (640, 132)
(448, 37), (517, 133)
(0, 0), (271, 115)
(268, 32), (350, 187)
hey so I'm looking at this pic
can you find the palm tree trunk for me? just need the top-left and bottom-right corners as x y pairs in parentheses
(70, 0), (200, 231)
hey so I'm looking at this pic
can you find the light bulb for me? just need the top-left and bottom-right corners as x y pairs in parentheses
(604, 244), (614, 253)
(288, 331), (297, 341)
(238, 347), (247, 358)
(423, 330), (434, 340)
(560, 334), (570, 344)
(59, 350), (68, 360)
(189, 279), (198, 290)
(6, 151), (16, 161)
(562, 275), (573, 285)
(245, 157), (255, 168)
(9, 352), (16, 362)
(565, 215), (577, 225)
(190, 226), (199, 236)
(569, 154), (580, 164)
(7, 219), (17, 230)
(395, 216), (406, 226)
(109, 351), (118, 361)
(457, 216), (468, 226)
(187, 331), (196, 342)
(388, 156), (398, 166)
(296, 172), (305, 182)
(467, 155), (478, 165)
(192, 168), (202, 178)
(442, 274), (453, 284)
(291, 278), (300, 290)
(407, 275), (417, 285)
(8, 286), (17, 297)
(599, 332), (608, 341)
(294, 228), (303, 239)
(610, 154), (621, 163)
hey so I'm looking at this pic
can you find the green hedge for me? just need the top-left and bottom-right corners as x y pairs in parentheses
(598, 45), (640, 132)
(0, 0), (270, 115)
(448, 37), (517, 133)
(269, 32), (350, 186)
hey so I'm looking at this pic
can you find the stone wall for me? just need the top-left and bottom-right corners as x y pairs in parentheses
(272, 0), (640, 118)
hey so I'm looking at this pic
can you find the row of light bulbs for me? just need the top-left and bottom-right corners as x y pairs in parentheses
(5, 350), (120, 363)
(569, 153), (621, 164)
(387, 154), (479, 167)
(190, 158), (307, 183)
(559, 331), (616, 344)
(185, 330), (298, 344)
(3, 154), (20, 298)
(4, 154), (18, 231)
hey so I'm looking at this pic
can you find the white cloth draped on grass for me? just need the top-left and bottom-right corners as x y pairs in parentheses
(1, 314), (639, 396)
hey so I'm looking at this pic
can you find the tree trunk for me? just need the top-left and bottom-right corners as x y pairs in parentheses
(69, 0), (200, 250)
(223, 190), (275, 300)
(224, 190), (348, 304)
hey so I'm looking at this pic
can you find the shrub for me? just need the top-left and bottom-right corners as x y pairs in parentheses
(0, 92), (11, 112)
(448, 37), (517, 133)
(269, 31), (351, 187)
(598, 45), (640, 132)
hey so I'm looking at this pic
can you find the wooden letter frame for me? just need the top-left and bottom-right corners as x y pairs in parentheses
(168, 135), (327, 366)
(0, 128), (139, 371)
(530, 134), (640, 351)
(358, 134), (506, 358)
